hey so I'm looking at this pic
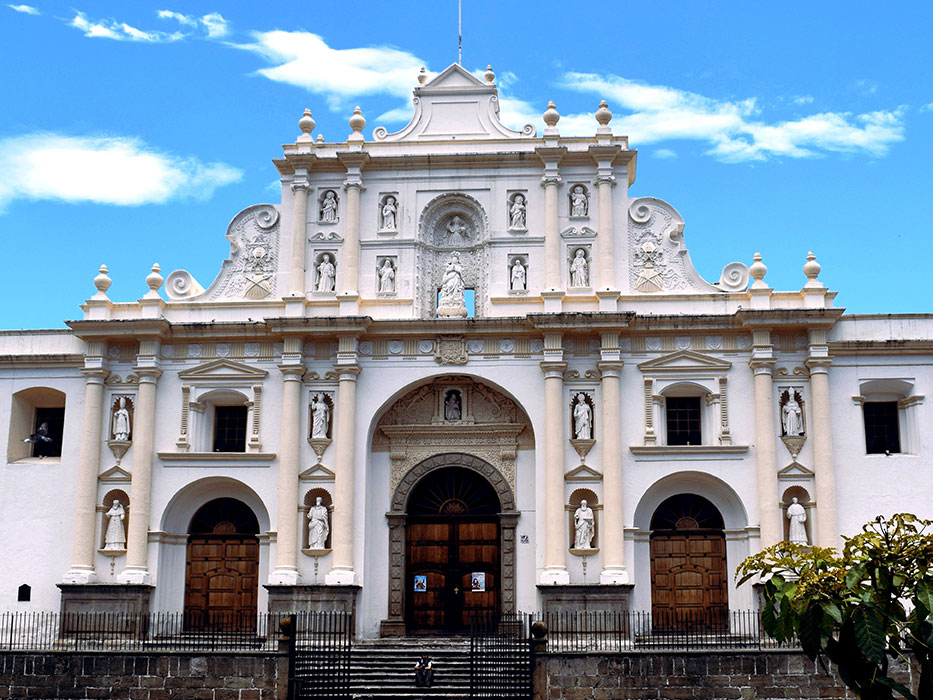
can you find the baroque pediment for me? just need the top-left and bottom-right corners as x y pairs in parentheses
(638, 350), (732, 374)
(778, 461), (815, 480)
(299, 464), (336, 482)
(565, 464), (602, 482)
(178, 359), (269, 382)
(98, 465), (131, 483)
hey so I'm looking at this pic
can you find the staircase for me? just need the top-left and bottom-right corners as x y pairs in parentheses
(348, 637), (472, 699)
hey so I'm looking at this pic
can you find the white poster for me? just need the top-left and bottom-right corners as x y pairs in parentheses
(471, 572), (485, 592)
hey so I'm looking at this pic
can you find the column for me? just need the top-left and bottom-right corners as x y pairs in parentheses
(542, 176), (562, 290)
(340, 182), (361, 296)
(807, 358), (838, 548)
(270, 362), (304, 584)
(750, 358), (781, 547)
(327, 339), (361, 585)
(289, 178), (310, 295)
(63, 368), (108, 583)
(119, 368), (160, 584)
(598, 348), (628, 583)
(595, 175), (616, 290)
(540, 357), (568, 584)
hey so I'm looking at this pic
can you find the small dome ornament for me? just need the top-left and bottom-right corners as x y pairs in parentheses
(144, 263), (163, 298)
(418, 66), (427, 85)
(595, 100), (612, 127)
(484, 65), (495, 84)
(348, 106), (366, 141)
(749, 252), (768, 289)
(543, 101), (560, 130)
(93, 264), (112, 297)
(298, 108), (315, 135)
(803, 251), (824, 288)
(316, 134), (324, 143)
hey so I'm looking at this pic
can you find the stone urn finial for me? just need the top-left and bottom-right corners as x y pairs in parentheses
(803, 251), (823, 288)
(418, 66), (428, 85)
(298, 108), (315, 142)
(93, 264), (111, 299)
(595, 100), (612, 127)
(749, 252), (768, 289)
(144, 263), (163, 299)
(348, 106), (366, 142)
(316, 133), (324, 143)
(484, 65), (495, 84)
(543, 101), (560, 132)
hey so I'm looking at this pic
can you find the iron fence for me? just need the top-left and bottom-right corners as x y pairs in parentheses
(288, 611), (352, 700)
(470, 612), (534, 699)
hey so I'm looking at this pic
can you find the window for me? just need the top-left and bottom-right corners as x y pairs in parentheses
(666, 396), (702, 446)
(7, 387), (66, 462)
(31, 407), (64, 458)
(863, 402), (900, 454)
(213, 406), (247, 452)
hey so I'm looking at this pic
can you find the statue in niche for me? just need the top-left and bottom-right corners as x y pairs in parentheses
(574, 500), (595, 549)
(570, 185), (588, 217)
(381, 196), (398, 230)
(103, 499), (126, 551)
(787, 497), (808, 545)
(307, 496), (329, 549)
(446, 215), (469, 240)
(509, 195), (526, 229)
(570, 249), (589, 287)
(316, 254), (336, 292)
(782, 393), (804, 436)
(573, 393), (593, 440)
(510, 258), (526, 291)
(438, 251), (466, 312)
(320, 191), (338, 223)
(378, 258), (396, 293)
(444, 390), (462, 421)
(311, 395), (330, 439)
(111, 397), (131, 441)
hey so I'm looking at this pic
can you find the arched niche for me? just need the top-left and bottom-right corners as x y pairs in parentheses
(8, 387), (66, 461)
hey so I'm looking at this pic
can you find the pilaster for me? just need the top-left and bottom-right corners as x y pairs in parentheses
(806, 329), (838, 548)
(597, 332), (627, 583)
(540, 346), (568, 585)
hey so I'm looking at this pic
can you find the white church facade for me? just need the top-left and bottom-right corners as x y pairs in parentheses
(1, 64), (931, 637)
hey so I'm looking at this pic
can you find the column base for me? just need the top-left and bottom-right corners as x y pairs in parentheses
(57, 583), (153, 617)
(599, 567), (630, 585)
(325, 567), (358, 586)
(264, 584), (359, 618)
(537, 583), (634, 617)
(116, 566), (151, 585)
(268, 567), (301, 586)
(62, 566), (98, 585)
(539, 567), (570, 586)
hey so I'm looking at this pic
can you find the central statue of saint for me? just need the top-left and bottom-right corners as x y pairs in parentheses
(437, 251), (468, 317)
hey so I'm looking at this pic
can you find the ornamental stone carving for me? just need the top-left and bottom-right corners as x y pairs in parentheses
(434, 335), (468, 365)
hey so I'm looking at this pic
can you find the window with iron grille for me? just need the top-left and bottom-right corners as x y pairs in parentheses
(666, 396), (702, 446)
(213, 406), (247, 452)
(863, 401), (900, 454)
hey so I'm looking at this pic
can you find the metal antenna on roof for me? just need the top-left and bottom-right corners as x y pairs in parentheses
(458, 0), (462, 65)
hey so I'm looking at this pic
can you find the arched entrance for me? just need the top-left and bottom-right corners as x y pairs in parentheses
(183, 497), (259, 629)
(406, 467), (501, 631)
(649, 494), (727, 629)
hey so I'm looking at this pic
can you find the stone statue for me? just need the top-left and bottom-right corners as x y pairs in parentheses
(381, 196), (397, 230)
(103, 499), (126, 551)
(444, 391), (462, 421)
(316, 254), (336, 292)
(782, 395), (803, 435)
(570, 185), (588, 217)
(573, 394), (593, 440)
(787, 497), (808, 545)
(320, 191), (338, 223)
(510, 259), (526, 291)
(574, 500), (595, 549)
(570, 249), (589, 287)
(112, 397), (131, 441)
(311, 395), (330, 439)
(307, 496), (329, 549)
(446, 215), (468, 239)
(378, 259), (396, 293)
(509, 195), (526, 229)
(438, 251), (466, 313)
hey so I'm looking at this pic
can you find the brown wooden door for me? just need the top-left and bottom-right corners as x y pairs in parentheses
(184, 534), (259, 630)
(650, 532), (727, 629)
(406, 518), (499, 631)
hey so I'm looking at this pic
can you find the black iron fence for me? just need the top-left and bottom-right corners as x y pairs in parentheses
(288, 611), (352, 700)
(470, 612), (534, 700)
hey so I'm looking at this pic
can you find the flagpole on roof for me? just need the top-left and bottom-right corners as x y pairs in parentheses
(458, 0), (462, 65)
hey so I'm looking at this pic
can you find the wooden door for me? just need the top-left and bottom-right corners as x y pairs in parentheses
(184, 534), (259, 630)
(650, 532), (727, 629)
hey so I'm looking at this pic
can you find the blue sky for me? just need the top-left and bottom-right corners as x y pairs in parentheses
(1, 1), (931, 329)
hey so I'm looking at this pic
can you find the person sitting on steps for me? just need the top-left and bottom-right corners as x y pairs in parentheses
(414, 653), (433, 688)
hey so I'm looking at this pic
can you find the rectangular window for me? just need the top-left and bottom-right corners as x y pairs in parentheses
(863, 401), (900, 454)
(666, 397), (702, 446)
(213, 406), (247, 452)
(32, 407), (64, 458)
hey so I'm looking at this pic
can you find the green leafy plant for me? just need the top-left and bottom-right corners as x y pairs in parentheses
(737, 514), (933, 700)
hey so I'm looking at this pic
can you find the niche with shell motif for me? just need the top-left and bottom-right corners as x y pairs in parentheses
(302, 488), (333, 551)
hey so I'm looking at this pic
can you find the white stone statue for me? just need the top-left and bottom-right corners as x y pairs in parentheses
(316, 254), (336, 292)
(438, 251), (466, 313)
(103, 500), (126, 551)
(446, 215), (468, 239)
(782, 395), (803, 435)
(381, 196), (397, 230)
(573, 394), (593, 440)
(510, 259), (526, 291)
(378, 259), (396, 293)
(509, 195), (526, 229)
(444, 391), (462, 420)
(570, 185), (588, 217)
(570, 249), (589, 287)
(111, 397), (131, 441)
(320, 191), (338, 223)
(307, 496), (329, 549)
(787, 497), (808, 545)
(311, 395), (330, 439)
(574, 500), (595, 549)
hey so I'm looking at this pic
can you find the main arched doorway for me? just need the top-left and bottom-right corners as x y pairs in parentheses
(183, 497), (260, 630)
(649, 493), (727, 629)
(406, 467), (501, 632)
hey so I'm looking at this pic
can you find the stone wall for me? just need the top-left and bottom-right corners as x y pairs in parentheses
(535, 650), (914, 700)
(0, 652), (288, 700)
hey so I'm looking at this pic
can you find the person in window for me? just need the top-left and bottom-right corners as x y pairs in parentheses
(414, 654), (433, 687)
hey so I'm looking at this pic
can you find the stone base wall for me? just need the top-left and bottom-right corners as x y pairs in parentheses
(0, 652), (288, 700)
(535, 651), (914, 700)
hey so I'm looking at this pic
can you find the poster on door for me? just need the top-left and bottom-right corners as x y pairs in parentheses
(413, 575), (427, 592)
(471, 572), (485, 592)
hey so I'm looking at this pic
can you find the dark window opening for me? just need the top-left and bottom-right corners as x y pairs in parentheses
(213, 406), (247, 452)
(666, 397), (702, 446)
(17, 584), (31, 602)
(864, 401), (900, 454)
(32, 407), (64, 457)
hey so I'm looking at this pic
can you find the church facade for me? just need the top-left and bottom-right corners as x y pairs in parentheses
(1, 64), (931, 637)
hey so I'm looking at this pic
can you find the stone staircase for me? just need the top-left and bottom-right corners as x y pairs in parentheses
(348, 636), (472, 699)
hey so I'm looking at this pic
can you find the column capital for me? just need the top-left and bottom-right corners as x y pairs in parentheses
(279, 364), (306, 379)
(334, 363), (362, 381)
(596, 360), (624, 376)
(593, 175), (617, 188)
(748, 358), (776, 375)
(134, 367), (163, 382)
(290, 181), (311, 194)
(342, 179), (366, 192)
(540, 175), (562, 188)
(805, 357), (833, 373)
(539, 361), (567, 378)
(80, 368), (111, 383)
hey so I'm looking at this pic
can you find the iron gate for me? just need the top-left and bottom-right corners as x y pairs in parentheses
(470, 612), (533, 699)
(288, 611), (352, 700)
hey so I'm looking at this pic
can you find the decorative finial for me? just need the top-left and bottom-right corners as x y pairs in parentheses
(595, 100), (612, 127)
(749, 252), (768, 289)
(145, 263), (163, 299)
(316, 134), (324, 143)
(418, 66), (427, 85)
(348, 106), (366, 142)
(298, 108), (315, 135)
(93, 264), (111, 297)
(484, 65), (495, 84)
(803, 251), (823, 288)
(543, 101), (560, 130)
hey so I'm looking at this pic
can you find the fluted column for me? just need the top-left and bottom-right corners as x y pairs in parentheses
(119, 368), (161, 584)
(540, 359), (568, 584)
(807, 359), (838, 548)
(289, 178), (310, 295)
(63, 367), (108, 583)
(595, 175), (616, 289)
(751, 358), (781, 547)
(597, 355), (628, 583)
(270, 363), (304, 585)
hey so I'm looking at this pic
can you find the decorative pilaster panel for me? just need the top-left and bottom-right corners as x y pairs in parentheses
(540, 358), (569, 585)
(597, 355), (628, 584)
(643, 378), (656, 445)
(750, 354), (781, 548)
(594, 173), (617, 290)
(289, 177), (310, 295)
(176, 384), (190, 451)
(718, 376), (732, 445)
(249, 384), (263, 451)
(326, 356), (361, 585)
(270, 363), (304, 585)
(541, 176), (562, 291)
(807, 357), (838, 548)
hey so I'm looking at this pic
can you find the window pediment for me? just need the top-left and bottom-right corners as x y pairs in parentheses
(637, 350), (732, 375)
(178, 359), (269, 383)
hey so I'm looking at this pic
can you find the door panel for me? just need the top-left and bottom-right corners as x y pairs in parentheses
(184, 535), (259, 630)
(650, 532), (727, 629)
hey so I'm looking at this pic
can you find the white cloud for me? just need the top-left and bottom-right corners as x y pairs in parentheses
(70, 10), (184, 42)
(792, 95), (814, 105)
(157, 9), (230, 38)
(0, 134), (242, 212)
(8, 4), (39, 15)
(854, 79), (879, 96)
(920, 103), (933, 113)
(654, 148), (677, 159)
